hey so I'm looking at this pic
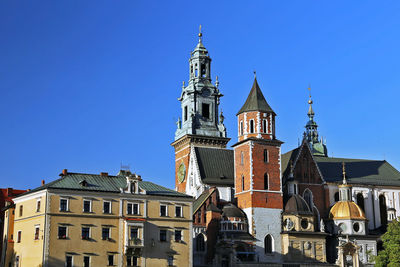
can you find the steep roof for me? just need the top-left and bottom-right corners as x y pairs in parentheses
(193, 188), (216, 214)
(17, 172), (191, 198)
(284, 194), (313, 215)
(314, 156), (400, 186)
(194, 147), (234, 186)
(237, 78), (275, 115)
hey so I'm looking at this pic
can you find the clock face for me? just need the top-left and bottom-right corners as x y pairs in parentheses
(177, 163), (186, 183)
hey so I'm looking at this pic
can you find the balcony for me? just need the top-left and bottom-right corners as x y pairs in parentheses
(127, 238), (144, 247)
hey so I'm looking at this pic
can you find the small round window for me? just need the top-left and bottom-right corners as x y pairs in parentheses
(301, 219), (309, 229)
(353, 222), (360, 232)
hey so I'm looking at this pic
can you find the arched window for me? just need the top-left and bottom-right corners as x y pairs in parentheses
(356, 193), (365, 212)
(240, 121), (243, 136)
(264, 173), (269, 190)
(334, 192), (339, 202)
(241, 176), (245, 191)
(263, 149), (268, 163)
(303, 189), (313, 210)
(379, 195), (388, 227)
(249, 120), (254, 133)
(263, 119), (267, 133)
(196, 234), (205, 252)
(264, 234), (273, 254)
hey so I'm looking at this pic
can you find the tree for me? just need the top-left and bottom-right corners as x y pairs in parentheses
(375, 219), (400, 267)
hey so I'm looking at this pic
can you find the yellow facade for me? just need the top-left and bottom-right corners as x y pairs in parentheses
(4, 177), (193, 267)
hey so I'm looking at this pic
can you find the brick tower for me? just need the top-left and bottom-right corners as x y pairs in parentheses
(171, 28), (229, 193)
(232, 76), (283, 263)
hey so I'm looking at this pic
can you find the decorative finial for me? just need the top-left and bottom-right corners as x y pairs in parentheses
(215, 75), (219, 88)
(342, 162), (347, 184)
(198, 24), (202, 42)
(182, 81), (185, 88)
(308, 84), (313, 104)
(253, 70), (256, 79)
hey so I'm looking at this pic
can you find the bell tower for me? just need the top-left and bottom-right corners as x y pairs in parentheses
(172, 27), (229, 193)
(233, 76), (283, 263)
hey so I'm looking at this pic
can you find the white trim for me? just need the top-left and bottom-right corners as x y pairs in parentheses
(127, 202), (140, 215)
(160, 203), (168, 217)
(60, 197), (70, 212)
(83, 199), (92, 213)
(103, 200), (112, 214)
(175, 205), (183, 218)
(13, 190), (46, 204)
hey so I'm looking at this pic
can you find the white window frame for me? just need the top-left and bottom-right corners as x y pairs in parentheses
(103, 200), (112, 214)
(160, 204), (168, 217)
(60, 198), (69, 212)
(83, 199), (92, 213)
(82, 226), (91, 239)
(175, 205), (183, 217)
(17, 230), (22, 243)
(58, 225), (68, 239)
(102, 226), (111, 240)
(65, 255), (73, 267)
(34, 225), (40, 240)
(127, 255), (139, 267)
(127, 202), (139, 215)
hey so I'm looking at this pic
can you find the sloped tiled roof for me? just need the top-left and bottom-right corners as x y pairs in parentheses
(194, 147), (234, 186)
(18, 172), (191, 198)
(193, 188), (216, 214)
(237, 78), (275, 115)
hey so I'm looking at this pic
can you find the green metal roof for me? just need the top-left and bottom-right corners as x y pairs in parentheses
(19, 172), (192, 198)
(194, 147), (234, 186)
(237, 78), (275, 115)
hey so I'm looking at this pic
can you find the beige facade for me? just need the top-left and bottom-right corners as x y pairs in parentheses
(3, 172), (193, 267)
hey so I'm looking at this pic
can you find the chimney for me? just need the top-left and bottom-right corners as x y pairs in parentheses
(41, 180), (45, 186)
(7, 188), (13, 197)
(62, 169), (68, 176)
(100, 172), (108, 177)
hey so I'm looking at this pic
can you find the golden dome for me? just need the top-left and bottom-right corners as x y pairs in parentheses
(329, 201), (366, 220)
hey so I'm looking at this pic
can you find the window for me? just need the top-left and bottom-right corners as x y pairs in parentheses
(130, 227), (139, 239)
(36, 200), (41, 212)
(102, 227), (110, 240)
(127, 256), (138, 266)
(249, 120), (254, 133)
(356, 193), (365, 213)
(303, 189), (313, 210)
(160, 229), (167, 242)
(17, 231), (21, 243)
(82, 227), (90, 239)
(83, 200), (92, 213)
(175, 229), (182, 242)
(66, 255), (73, 267)
(167, 255), (174, 266)
(127, 203), (139, 215)
(263, 119), (267, 133)
(240, 121), (243, 136)
(34, 226), (40, 240)
(184, 106), (188, 121)
(175, 205), (182, 217)
(160, 204), (168, 217)
(15, 256), (20, 267)
(58, 226), (67, 239)
(103, 201), (111, 214)
(264, 173), (269, 190)
(19, 205), (23, 217)
(379, 195), (388, 227)
(108, 255), (114, 266)
(240, 152), (244, 165)
(263, 149), (268, 163)
(241, 176), (245, 191)
(264, 234), (273, 254)
(196, 234), (205, 251)
(202, 103), (210, 119)
(60, 198), (68, 211)
(201, 64), (206, 77)
(84, 256), (90, 267)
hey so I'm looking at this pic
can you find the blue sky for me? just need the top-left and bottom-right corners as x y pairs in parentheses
(1, 1), (400, 190)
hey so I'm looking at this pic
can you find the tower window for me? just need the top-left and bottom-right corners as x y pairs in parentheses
(195, 64), (198, 77)
(240, 121), (243, 135)
(241, 176), (245, 191)
(202, 103), (210, 119)
(263, 119), (267, 133)
(264, 173), (269, 190)
(184, 106), (188, 121)
(264, 149), (268, 163)
(264, 234), (273, 254)
(201, 64), (206, 77)
(249, 120), (254, 133)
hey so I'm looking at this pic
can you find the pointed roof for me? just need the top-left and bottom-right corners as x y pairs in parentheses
(237, 78), (275, 115)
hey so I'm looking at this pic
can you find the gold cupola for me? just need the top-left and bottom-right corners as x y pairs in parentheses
(329, 162), (366, 220)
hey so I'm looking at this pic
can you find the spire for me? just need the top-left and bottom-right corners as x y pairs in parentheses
(237, 76), (275, 115)
(307, 85), (315, 119)
(198, 24), (203, 43)
(339, 161), (352, 202)
(342, 162), (347, 185)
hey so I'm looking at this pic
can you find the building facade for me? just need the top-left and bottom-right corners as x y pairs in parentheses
(3, 170), (193, 267)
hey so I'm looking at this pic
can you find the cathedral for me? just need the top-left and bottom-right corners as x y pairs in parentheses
(171, 30), (400, 267)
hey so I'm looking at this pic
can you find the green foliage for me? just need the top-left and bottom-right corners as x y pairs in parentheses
(375, 219), (400, 267)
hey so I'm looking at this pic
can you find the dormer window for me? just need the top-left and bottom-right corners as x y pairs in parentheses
(79, 180), (88, 187)
(131, 183), (135, 193)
